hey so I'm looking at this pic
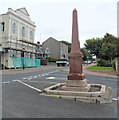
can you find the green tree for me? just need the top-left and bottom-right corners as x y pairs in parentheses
(103, 33), (117, 44)
(60, 40), (71, 53)
(84, 38), (103, 59)
(81, 48), (92, 61)
(99, 43), (116, 61)
(99, 33), (117, 61)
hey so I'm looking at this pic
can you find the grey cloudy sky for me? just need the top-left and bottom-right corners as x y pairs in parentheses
(0, 0), (118, 47)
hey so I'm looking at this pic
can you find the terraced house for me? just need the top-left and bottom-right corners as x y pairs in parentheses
(0, 7), (40, 69)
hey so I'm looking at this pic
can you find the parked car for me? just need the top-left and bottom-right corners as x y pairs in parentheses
(83, 61), (92, 64)
(92, 61), (97, 63)
(56, 59), (69, 67)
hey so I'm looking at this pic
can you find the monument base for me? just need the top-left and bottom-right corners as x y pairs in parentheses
(60, 78), (90, 92)
(66, 79), (87, 87)
(60, 83), (90, 92)
(42, 83), (112, 104)
(68, 73), (85, 81)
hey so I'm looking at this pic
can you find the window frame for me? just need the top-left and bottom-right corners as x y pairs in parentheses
(12, 23), (16, 34)
(0, 22), (5, 32)
(22, 26), (25, 38)
(30, 31), (33, 40)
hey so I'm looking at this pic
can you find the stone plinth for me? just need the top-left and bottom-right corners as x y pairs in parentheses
(59, 84), (90, 92)
(66, 78), (87, 87)
(64, 79), (90, 91)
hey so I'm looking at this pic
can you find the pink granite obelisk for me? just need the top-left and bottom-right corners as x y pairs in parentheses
(43, 9), (112, 103)
(66, 9), (88, 89)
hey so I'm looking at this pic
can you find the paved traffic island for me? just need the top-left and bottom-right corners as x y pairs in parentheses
(42, 83), (112, 103)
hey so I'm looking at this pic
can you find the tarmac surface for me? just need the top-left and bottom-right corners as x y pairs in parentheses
(1, 64), (117, 78)
(1, 64), (118, 118)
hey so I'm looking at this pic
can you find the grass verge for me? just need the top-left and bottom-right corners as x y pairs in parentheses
(86, 65), (113, 70)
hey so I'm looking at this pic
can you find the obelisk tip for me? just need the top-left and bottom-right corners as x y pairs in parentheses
(74, 8), (77, 11)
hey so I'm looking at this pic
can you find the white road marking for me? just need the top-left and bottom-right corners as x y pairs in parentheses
(2, 80), (20, 85)
(50, 72), (54, 73)
(55, 77), (67, 80)
(12, 80), (19, 82)
(22, 78), (27, 80)
(112, 97), (119, 101)
(46, 77), (55, 79)
(44, 73), (49, 75)
(33, 76), (37, 79)
(41, 74), (45, 76)
(2, 81), (10, 84)
(24, 80), (57, 84)
(27, 78), (32, 80)
(23, 76), (33, 80)
(16, 80), (42, 93)
(17, 70), (63, 82)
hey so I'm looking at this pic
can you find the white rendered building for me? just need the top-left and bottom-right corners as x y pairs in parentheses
(0, 8), (38, 69)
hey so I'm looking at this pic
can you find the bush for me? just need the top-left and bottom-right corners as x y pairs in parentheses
(97, 59), (112, 67)
(47, 57), (59, 62)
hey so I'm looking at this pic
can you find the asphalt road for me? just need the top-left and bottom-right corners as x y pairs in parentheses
(2, 66), (118, 118)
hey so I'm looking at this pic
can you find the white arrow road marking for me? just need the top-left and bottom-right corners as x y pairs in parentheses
(16, 80), (42, 93)
(46, 77), (55, 79)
